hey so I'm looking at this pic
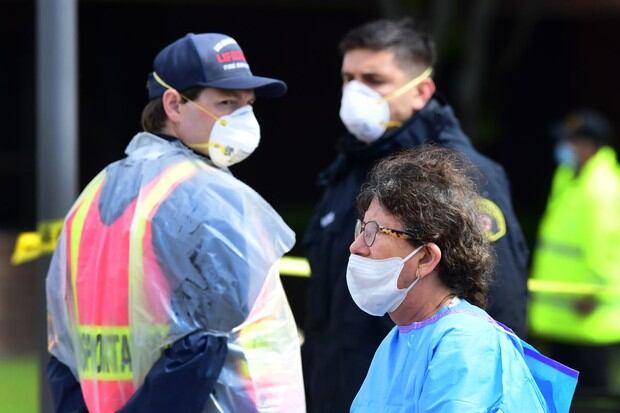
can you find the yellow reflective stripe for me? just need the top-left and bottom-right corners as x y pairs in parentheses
(128, 161), (197, 324)
(70, 172), (106, 318)
(528, 278), (620, 297)
(536, 240), (583, 258)
(76, 324), (169, 381)
(278, 256), (311, 278)
(77, 325), (132, 381)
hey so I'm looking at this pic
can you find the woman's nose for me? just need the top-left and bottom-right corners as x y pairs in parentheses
(349, 233), (369, 256)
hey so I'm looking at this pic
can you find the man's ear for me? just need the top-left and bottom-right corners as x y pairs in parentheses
(417, 242), (442, 278)
(162, 89), (184, 123)
(411, 78), (436, 112)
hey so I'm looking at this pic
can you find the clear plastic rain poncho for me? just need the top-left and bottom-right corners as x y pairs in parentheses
(46, 132), (305, 412)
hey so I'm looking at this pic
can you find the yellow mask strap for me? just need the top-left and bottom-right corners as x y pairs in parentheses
(381, 67), (433, 102)
(381, 120), (402, 128)
(186, 142), (228, 155)
(152, 72), (228, 127)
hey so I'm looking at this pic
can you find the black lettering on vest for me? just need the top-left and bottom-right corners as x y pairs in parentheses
(79, 332), (92, 372)
(78, 329), (134, 377)
(96, 333), (103, 373)
(105, 334), (119, 374)
(121, 334), (131, 373)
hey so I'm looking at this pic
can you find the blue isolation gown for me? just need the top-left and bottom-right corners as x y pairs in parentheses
(351, 298), (549, 413)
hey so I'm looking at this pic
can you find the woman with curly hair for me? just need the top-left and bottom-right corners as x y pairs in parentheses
(347, 146), (576, 412)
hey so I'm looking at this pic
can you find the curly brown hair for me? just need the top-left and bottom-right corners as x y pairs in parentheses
(357, 145), (494, 308)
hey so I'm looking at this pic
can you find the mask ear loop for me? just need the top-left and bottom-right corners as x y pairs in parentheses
(403, 244), (425, 262)
(377, 67), (433, 129)
(400, 264), (422, 293)
(382, 67), (433, 101)
(152, 72), (228, 127)
(404, 244), (425, 290)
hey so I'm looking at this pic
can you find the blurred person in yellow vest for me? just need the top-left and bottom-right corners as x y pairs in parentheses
(530, 108), (620, 393)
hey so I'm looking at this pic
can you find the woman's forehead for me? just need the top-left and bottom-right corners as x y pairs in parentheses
(364, 198), (402, 229)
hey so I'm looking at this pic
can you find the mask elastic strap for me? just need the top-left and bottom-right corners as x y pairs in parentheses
(403, 244), (425, 262)
(186, 142), (228, 155)
(381, 120), (402, 128)
(152, 72), (228, 127)
(381, 67), (433, 102)
(376, 67), (433, 129)
(397, 266), (422, 295)
(399, 249), (426, 293)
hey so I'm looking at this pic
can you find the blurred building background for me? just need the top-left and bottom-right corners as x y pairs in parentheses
(2, 0), (620, 411)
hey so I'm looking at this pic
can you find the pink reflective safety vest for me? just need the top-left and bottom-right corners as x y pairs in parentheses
(64, 161), (197, 413)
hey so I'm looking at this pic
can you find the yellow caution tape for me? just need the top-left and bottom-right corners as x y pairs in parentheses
(38, 219), (64, 253)
(11, 232), (43, 265)
(10, 224), (620, 297)
(11, 219), (64, 265)
(277, 256), (311, 277)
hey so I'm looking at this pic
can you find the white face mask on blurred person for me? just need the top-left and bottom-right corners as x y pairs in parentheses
(346, 244), (425, 316)
(339, 67), (432, 144)
(189, 105), (261, 168)
(553, 141), (578, 169)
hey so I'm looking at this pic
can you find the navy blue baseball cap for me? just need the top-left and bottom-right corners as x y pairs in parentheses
(147, 33), (287, 99)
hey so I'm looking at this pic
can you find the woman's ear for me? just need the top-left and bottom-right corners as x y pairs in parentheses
(162, 89), (183, 122)
(417, 242), (441, 277)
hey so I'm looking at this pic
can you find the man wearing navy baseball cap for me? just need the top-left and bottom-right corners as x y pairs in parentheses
(143, 32), (287, 167)
(46, 33), (305, 413)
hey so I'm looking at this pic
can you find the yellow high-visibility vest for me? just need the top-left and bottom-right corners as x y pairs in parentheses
(530, 146), (620, 344)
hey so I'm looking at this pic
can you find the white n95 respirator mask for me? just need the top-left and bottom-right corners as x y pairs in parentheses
(151, 72), (261, 168)
(187, 105), (261, 168)
(339, 81), (391, 143)
(339, 67), (433, 144)
(346, 244), (425, 316)
(204, 105), (261, 168)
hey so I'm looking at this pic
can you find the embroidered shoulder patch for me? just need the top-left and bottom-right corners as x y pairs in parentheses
(320, 211), (336, 228)
(476, 198), (506, 242)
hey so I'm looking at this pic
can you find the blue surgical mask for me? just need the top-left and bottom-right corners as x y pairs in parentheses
(553, 142), (577, 168)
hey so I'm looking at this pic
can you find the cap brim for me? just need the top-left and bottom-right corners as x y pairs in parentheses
(204, 75), (287, 98)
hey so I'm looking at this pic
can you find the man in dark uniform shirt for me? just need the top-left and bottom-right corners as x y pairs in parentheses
(302, 18), (529, 413)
